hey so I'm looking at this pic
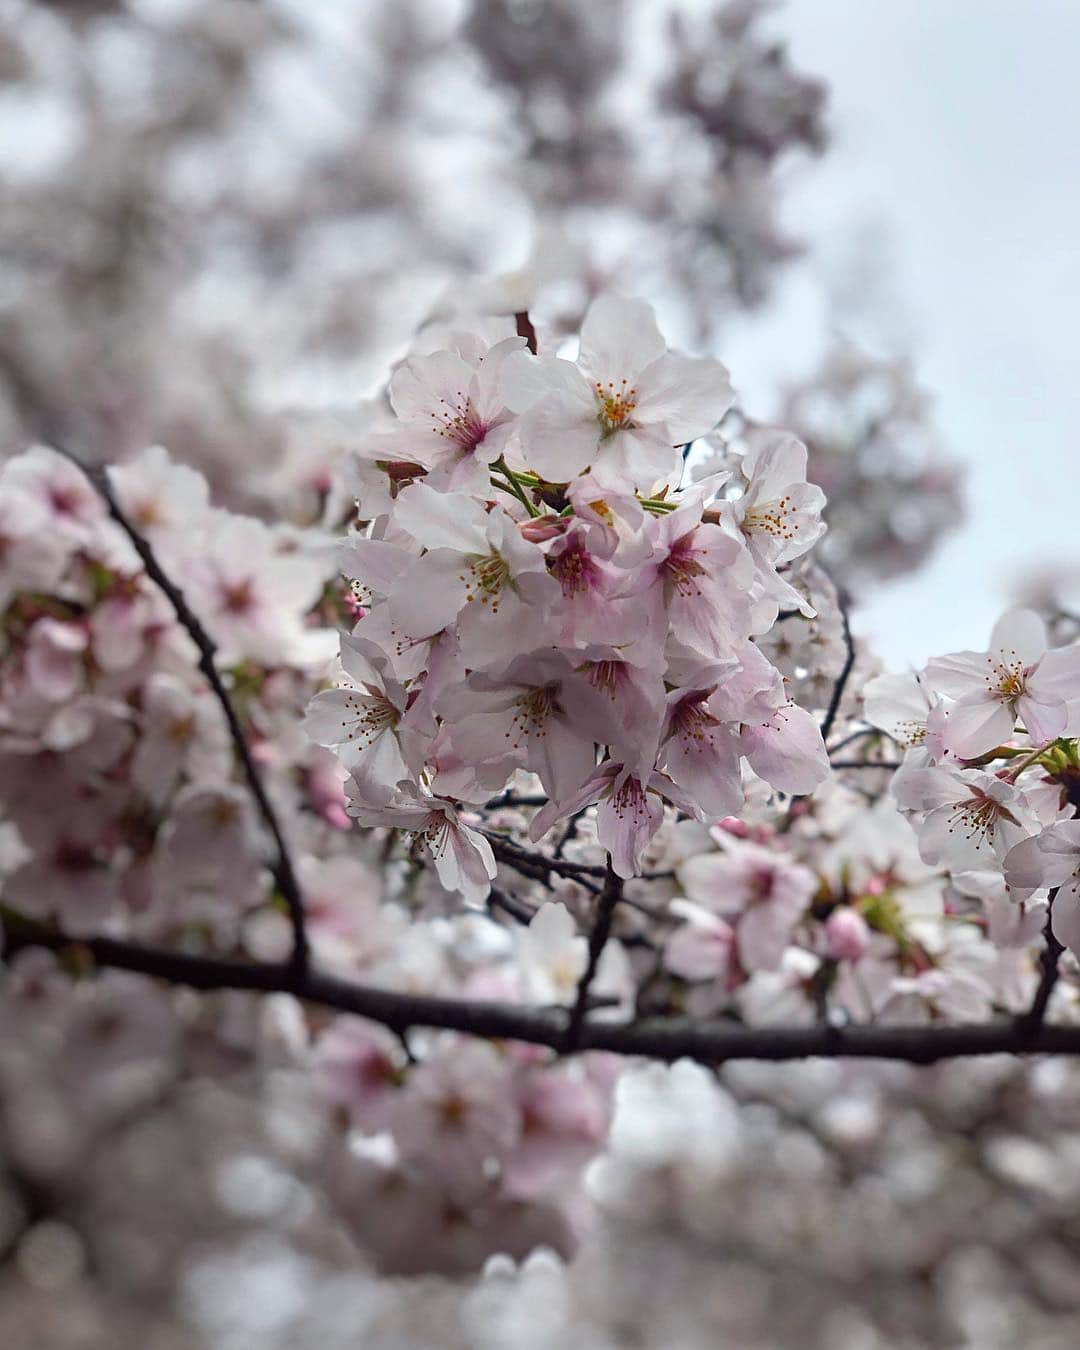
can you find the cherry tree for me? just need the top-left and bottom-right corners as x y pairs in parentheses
(0, 3), (1077, 1348)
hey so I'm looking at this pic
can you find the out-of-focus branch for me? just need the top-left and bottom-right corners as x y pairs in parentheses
(5, 914), (1080, 1066)
(1017, 888), (1064, 1037)
(53, 445), (310, 974)
(820, 586), (856, 744)
(565, 859), (623, 1051)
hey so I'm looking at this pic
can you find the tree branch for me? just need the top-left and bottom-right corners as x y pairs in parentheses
(820, 586), (856, 744)
(53, 445), (310, 974)
(6, 916), (1080, 1066)
(1017, 888), (1064, 1037)
(565, 859), (622, 1051)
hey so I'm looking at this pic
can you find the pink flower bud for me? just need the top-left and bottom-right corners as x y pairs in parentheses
(716, 815), (750, 838)
(518, 514), (569, 544)
(825, 907), (870, 962)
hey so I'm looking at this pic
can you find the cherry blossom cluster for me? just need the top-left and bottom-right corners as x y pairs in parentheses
(310, 295), (830, 892)
(0, 443), (622, 1270)
(866, 608), (1080, 958)
(0, 443), (340, 939)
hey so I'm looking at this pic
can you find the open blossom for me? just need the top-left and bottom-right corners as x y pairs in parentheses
(185, 513), (334, 667)
(1004, 822), (1080, 958)
(2, 445), (106, 545)
(664, 900), (737, 983)
(303, 631), (415, 789)
(345, 780), (497, 904)
(926, 608), (1076, 757)
(531, 759), (696, 880)
(893, 764), (1039, 873)
(863, 669), (943, 754)
(0, 483), (70, 606)
(677, 840), (817, 971)
(132, 673), (231, 806)
(629, 495), (754, 661)
(435, 651), (620, 803)
(385, 482), (557, 665)
(727, 429), (826, 616)
(108, 444), (210, 564)
(503, 295), (734, 490)
(387, 330), (525, 494)
(517, 902), (588, 1006)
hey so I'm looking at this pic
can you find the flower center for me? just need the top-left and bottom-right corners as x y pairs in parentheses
(341, 688), (398, 746)
(509, 684), (559, 743)
(608, 771), (647, 819)
(221, 578), (256, 615)
(431, 393), (488, 452)
(947, 787), (1017, 846)
(743, 494), (798, 541)
(673, 692), (720, 748)
(988, 653), (1027, 703)
(463, 550), (511, 611)
(661, 534), (707, 596)
(550, 539), (599, 597)
(594, 379), (638, 435)
(581, 659), (627, 700)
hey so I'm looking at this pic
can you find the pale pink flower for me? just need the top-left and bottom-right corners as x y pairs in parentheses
(436, 650), (619, 803)
(628, 497), (754, 662)
(387, 334), (524, 494)
(386, 482), (557, 667)
(388, 1040), (521, 1198)
(894, 764), (1038, 873)
(131, 673), (231, 806)
(926, 609), (1073, 757)
(503, 295), (733, 490)
(531, 759), (696, 879)
(1004, 820), (1080, 958)
(0, 483), (70, 606)
(108, 444), (210, 561)
(729, 429), (826, 615)
(738, 700), (830, 796)
(303, 631), (415, 790)
(663, 899), (737, 983)
(346, 780), (497, 903)
(678, 839), (817, 971)
(2, 445), (105, 545)
(516, 901), (588, 1006)
(313, 1018), (405, 1131)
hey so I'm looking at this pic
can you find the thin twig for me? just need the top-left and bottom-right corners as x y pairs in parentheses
(514, 311), (539, 355)
(565, 859), (622, 1051)
(820, 587), (856, 744)
(828, 759), (901, 770)
(1018, 888), (1064, 1037)
(53, 445), (310, 973)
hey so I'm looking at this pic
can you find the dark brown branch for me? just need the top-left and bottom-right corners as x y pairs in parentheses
(565, 859), (622, 1051)
(7, 917), (1080, 1066)
(827, 725), (896, 756)
(828, 759), (901, 770)
(514, 311), (539, 354)
(53, 445), (310, 973)
(820, 587), (856, 744)
(1017, 888), (1064, 1037)
(484, 832), (601, 892)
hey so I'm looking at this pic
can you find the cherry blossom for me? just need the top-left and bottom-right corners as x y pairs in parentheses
(926, 608), (1072, 757)
(504, 296), (733, 490)
(1004, 822), (1080, 957)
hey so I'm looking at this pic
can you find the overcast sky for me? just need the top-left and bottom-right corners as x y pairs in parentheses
(724, 0), (1080, 666)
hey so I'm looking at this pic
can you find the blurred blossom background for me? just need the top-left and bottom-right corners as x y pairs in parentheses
(1, 1), (1079, 1347)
